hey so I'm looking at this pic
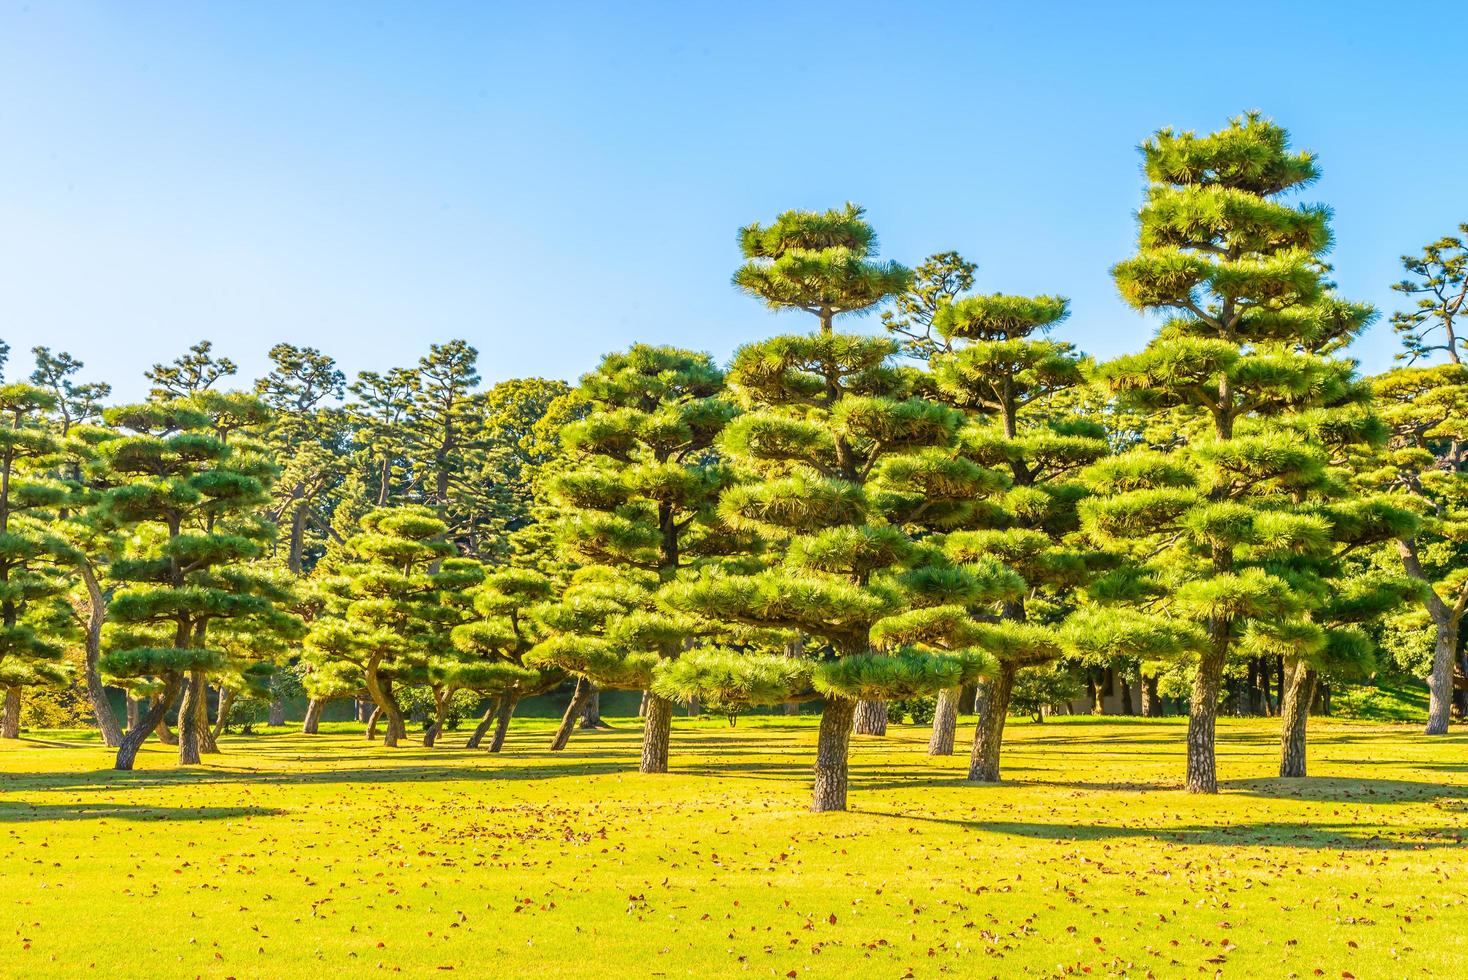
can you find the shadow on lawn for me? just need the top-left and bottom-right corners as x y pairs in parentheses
(0, 801), (282, 823)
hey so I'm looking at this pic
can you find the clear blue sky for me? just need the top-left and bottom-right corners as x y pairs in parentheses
(2, 1), (1465, 401)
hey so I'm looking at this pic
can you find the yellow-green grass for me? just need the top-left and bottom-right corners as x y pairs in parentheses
(2, 716), (1466, 978)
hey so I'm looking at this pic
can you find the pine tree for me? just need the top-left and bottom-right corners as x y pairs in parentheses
(920, 289), (1109, 774)
(0, 384), (74, 737)
(95, 397), (299, 769)
(1390, 226), (1467, 364)
(1090, 112), (1398, 791)
(534, 345), (737, 772)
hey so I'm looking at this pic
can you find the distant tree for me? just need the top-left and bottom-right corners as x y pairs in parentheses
(346, 367), (417, 507)
(1391, 227), (1467, 364)
(145, 341), (237, 399)
(880, 251), (978, 359)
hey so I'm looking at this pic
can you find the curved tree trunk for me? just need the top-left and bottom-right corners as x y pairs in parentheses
(268, 695), (285, 728)
(640, 693), (673, 774)
(301, 697), (324, 734)
(78, 560), (122, 747)
(0, 686), (19, 738)
(579, 687), (604, 729)
(928, 686), (960, 756)
(210, 688), (236, 746)
(177, 670), (204, 765)
(488, 695), (518, 753)
(852, 699), (886, 736)
(812, 697), (857, 812)
(550, 678), (592, 751)
(1278, 660), (1317, 778)
(154, 704), (177, 746)
(968, 661), (1017, 782)
(364, 664), (405, 747)
(1187, 634), (1228, 794)
(465, 698), (500, 749)
(365, 705), (381, 740)
(115, 679), (178, 771)
(1425, 620), (1459, 735)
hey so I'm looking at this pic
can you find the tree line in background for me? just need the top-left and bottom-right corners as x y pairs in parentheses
(0, 113), (1463, 811)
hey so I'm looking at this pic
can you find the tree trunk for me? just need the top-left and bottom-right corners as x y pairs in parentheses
(812, 697), (856, 812)
(199, 681), (219, 754)
(1425, 619), (1459, 735)
(488, 695), (518, 753)
(1187, 636), (1228, 794)
(640, 693), (673, 774)
(424, 689), (451, 747)
(126, 696), (140, 733)
(364, 666), (404, 747)
(78, 561), (122, 747)
(465, 699), (499, 749)
(268, 695), (285, 728)
(1093, 669), (1108, 714)
(115, 679), (178, 771)
(1278, 659), (1317, 778)
(154, 703), (177, 745)
(638, 689), (650, 719)
(365, 704), (381, 740)
(550, 678), (592, 751)
(210, 688), (236, 745)
(302, 697), (323, 735)
(1120, 676), (1134, 715)
(968, 661), (1016, 782)
(1140, 674), (1162, 717)
(927, 686), (960, 756)
(852, 699), (886, 735)
(579, 686), (604, 729)
(0, 686), (19, 738)
(177, 670), (204, 765)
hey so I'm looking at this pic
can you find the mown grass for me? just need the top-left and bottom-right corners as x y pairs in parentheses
(2, 715), (1466, 978)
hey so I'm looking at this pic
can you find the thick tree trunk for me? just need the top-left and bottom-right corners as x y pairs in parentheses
(364, 666), (404, 747)
(1140, 674), (1162, 717)
(640, 693), (673, 774)
(852, 699), (886, 735)
(1187, 636), (1228, 794)
(268, 695), (285, 728)
(0, 686), (19, 738)
(1425, 620), (1459, 735)
(77, 562), (122, 747)
(579, 687), (605, 729)
(177, 670), (204, 765)
(968, 661), (1016, 782)
(928, 686), (960, 755)
(1278, 659), (1317, 778)
(126, 696), (140, 733)
(1120, 676), (1134, 716)
(154, 704), (177, 746)
(812, 697), (857, 812)
(550, 678), (592, 751)
(199, 682), (219, 754)
(488, 695), (517, 753)
(115, 679), (178, 771)
(465, 699), (499, 749)
(365, 705), (381, 740)
(301, 697), (323, 734)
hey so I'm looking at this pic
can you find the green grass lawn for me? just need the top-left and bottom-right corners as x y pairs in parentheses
(2, 716), (1466, 978)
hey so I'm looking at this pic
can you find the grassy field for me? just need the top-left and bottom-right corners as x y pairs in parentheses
(2, 716), (1466, 978)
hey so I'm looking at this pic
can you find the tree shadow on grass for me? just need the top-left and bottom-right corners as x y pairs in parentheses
(0, 801), (282, 823)
(1226, 776), (1468, 804)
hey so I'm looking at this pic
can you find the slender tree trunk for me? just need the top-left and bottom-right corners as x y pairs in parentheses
(465, 698), (500, 749)
(365, 705), (381, 740)
(302, 697), (323, 734)
(126, 696), (140, 733)
(488, 695), (518, 753)
(812, 697), (857, 812)
(928, 686), (960, 755)
(177, 670), (204, 765)
(1120, 676), (1134, 716)
(363, 665), (404, 747)
(640, 693), (673, 774)
(579, 686), (605, 729)
(115, 679), (178, 771)
(638, 689), (650, 719)
(210, 688), (236, 745)
(424, 689), (451, 747)
(78, 561), (122, 747)
(1140, 674), (1162, 717)
(268, 695), (285, 727)
(199, 684), (220, 753)
(550, 678), (592, 751)
(852, 699), (886, 735)
(1187, 634), (1228, 794)
(1278, 659), (1317, 778)
(969, 661), (1017, 782)
(1426, 620), (1459, 735)
(0, 686), (19, 738)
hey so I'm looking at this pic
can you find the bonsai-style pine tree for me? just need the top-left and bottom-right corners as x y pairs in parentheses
(95, 398), (298, 769)
(305, 506), (479, 747)
(449, 567), (560, 750)
(921, 290), (1109, 774)
(534, 345), (737, 773)
(1090, 112), (1394, 792)
(0, 384), (73, 737)
(1390, 226), (1467, 364)
(1370, 361), (1468, 732)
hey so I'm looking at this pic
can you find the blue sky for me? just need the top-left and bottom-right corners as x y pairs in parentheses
(2, 1), (1465, 401)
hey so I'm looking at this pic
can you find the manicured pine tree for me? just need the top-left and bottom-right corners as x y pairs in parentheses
(920, 291), (1109, 773)
(449, 567), (560, 750)
(95, 398), (297, 769)
(304, 505), (479, 747)
(1090, 112), (1393, 791)
(0, 384), (74, 737)
(1390, 226), (1467, 365)
(534, 345), (737, 773)
(346, 367), (417, 507)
